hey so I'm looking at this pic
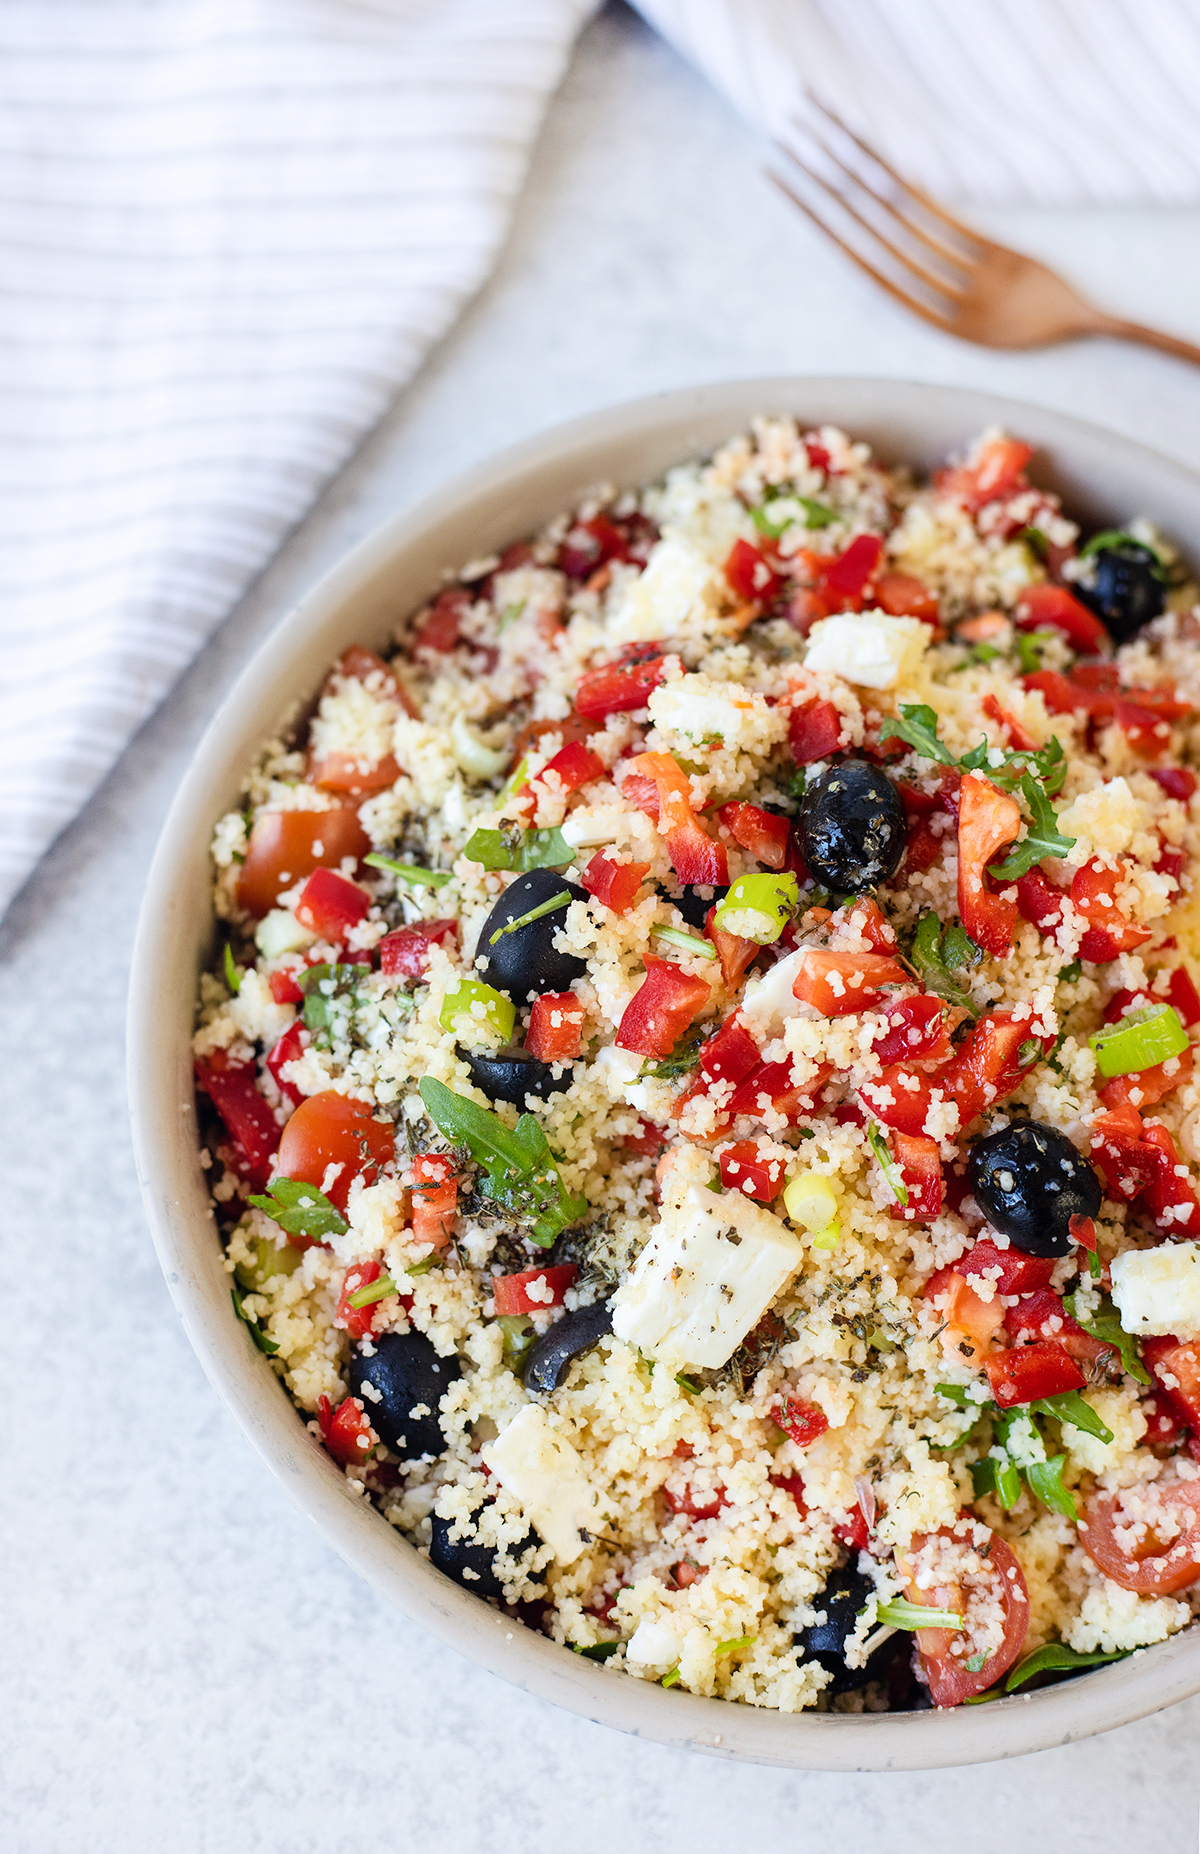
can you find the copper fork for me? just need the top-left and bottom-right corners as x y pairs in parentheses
(770, 96), (1200, 367)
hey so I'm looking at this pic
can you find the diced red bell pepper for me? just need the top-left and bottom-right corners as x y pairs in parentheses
(615, 956), (712, 1058)
(663, 1480), (728, 1521)
(959, 1238), (1055, 1297)
(957, 771), (1021, 957)
(268, 964), (306, 1005)
(1115, 698), (1174, 759)
(1152, 767), (1198, 802)
(724, 537), (783, 604)
(719, 1141), (787, 1203)
(846, 898), (899, 952)
(1143, 1335), (1200, 1432)
(1156, 840), (1185, 885)
(858, 1063), (940, 1138)
(575, 655), (667, 720)
(941, 1007), (1052, 1130)
(937, 436), (1034, 513)
(580, 851), (650, 915)
(195, 1057), (280, 1191)
(628, 752), (728, 885)
(295, 866), (370, 943)
(318, 1393), (376, 1467)
(887, 1131), (944, 1221)
(704, 905), (761, 990)
(902, 817), (943, 876)
(1016, 867), (1066, 935)
(985, 1341), (1086, 1407)
(558, 513), (631, 580)
(1169, 965), (1200, 1028)
(1099, 1043), (1193, 1112)
(697, 1016), (762, 1097)
(492, 1263), (578, 1316)
(378, 920), (458, 981)
(791, 949), (907, 1016)
(727, 1058), (831, 1124)
(1070, 663), (1121, 695)
(624, 1119), (667, 1157)
(770, 1472), (808, 1516)
(1103, 986), (1155, 1025)
(526, 992), (585, 1062)
(336, 1260), (389, 1341)
(266, 1021), (306, 1107)
(412, 586), (471, 655)
(834, 1509), (871, 1553)
(774, 1395), (830, 1448)
(1015, 583), (1109, 656)
(788, 698), (844, 764)
(1089, 1105), (1162, 1202)
(410, 1153), (457, 1250)
(870, 995), (952, 1065)
(818, 533), (883, 609)
(1022, 668), (1085, 716)
(981, 693), (1037, 753)
(1071, 859), (1151, 963)
(874, 572), (940, 624)
(1139, 1122), (1200, 1237)
(718, 802), (790, 870)
(532, 739), (605, 797)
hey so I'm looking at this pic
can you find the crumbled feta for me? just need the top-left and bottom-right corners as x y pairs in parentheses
(483, 1405), (607, 1566)
(1111, 1242), (1200, 1338)
(606, 537), (728, 643)
(738, 948), (806, 1042)
(803, 612), (930, 690)
(254, 909), (316, 959)
(625, 1615), (685, 1667)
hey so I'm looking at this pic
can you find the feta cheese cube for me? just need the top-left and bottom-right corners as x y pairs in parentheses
(607, 537), (727, 643)
(738, 947), (806, 1043)
(483, 1405), (607, 1566)
(625, 1616), (685, 1667)
(612, 1182), (804, 1369)
(1111, 1242), (1200, 1339)
(803, 611), (930, 690)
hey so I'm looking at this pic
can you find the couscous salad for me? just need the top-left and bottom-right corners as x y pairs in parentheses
(195, 420), (1200, 1712)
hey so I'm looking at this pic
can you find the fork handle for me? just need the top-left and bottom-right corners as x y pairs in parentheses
(1090, 313), (1200, 370)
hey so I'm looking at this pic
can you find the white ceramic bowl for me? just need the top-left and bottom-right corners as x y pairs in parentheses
(130, 377), (1200, 1769)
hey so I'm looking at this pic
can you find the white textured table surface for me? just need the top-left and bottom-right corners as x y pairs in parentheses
(7, 7), (1200, 1849)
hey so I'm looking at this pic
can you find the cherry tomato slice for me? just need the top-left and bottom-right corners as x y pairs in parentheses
(237, 808), (370, 918)
(898, 1525), (1030, 1706)
(1081, 1480), (1200, 1594)
(275, 1090), (394, 1215)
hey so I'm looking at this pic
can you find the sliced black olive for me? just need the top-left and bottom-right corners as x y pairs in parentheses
(798, 761), (907, 892)
(657, 882), (729, 930)
(523, 1298), (614, 1394)
(428, 1508), (540, 1601)
(794, 1563), (906, 1695)
(347, 1331), (462, 1459)
(968, 1121), (1101, 1257)
(461, 1047), (574, 1107)
(475, 868), (588, 998)
(1076, 539), (1165, 644)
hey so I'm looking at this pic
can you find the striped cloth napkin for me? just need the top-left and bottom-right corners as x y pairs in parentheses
(5, 0), (1200, 916)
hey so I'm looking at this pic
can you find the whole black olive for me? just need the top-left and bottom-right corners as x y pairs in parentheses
(475, 869), (588, 999)
(524, 1298), (614, 1394)
(798, 761), (907, 892)
(428, 1508), (540, 1600)
(1076, 540), (1165, 643)
(658, 882), (729, 930)
(462, 1047), (574, 1107)
(794, 1563), (906, 1695)
(347, 1331), (462, 1459)
(968, 1121), (1101, 1257)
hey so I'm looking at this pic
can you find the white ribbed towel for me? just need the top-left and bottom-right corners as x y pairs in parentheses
(6, 0), (1200, 916)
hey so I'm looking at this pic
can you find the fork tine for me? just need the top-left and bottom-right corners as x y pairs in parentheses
(765, 167), (956, 335)
(778, 136), (968, 303)
(798, 118), (972, 285)
(804, 92), (986, 254)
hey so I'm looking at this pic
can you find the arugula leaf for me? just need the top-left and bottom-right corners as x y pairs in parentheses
(877, 703), (957, 767)
(1023, 1454), (1079, 1521)
(299, 962), (371, 1040)
(908, 912), (980, 1016)
(573, 1640), (621, 1661)
(418, 1076), (586, 1247)
(971, 1453), (1022, 1509)
(223, 943), (242, 994)
(248, 1177), (349, 1243)
(643, 1024), (706, 1080)
(935, 1382), (970, 1410)
(1004, 1642), (1129, 1693)
(464, 825), (574, 873)
(1031, 1390), (1115, 1444)
(867, 1119), (908, 1208)
(363, 853), (452, 889)
(988, 772), (1076, 880)
(231, 1286), (280, 1354)
(1062, 1293), (1150, 1385)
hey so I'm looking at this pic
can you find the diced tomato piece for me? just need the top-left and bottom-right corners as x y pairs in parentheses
(295, 866), (370, 943)
(492, 1263), (578, 1316)
(727, 1058), (831, 1125)
(818, 533), (883, 608)
(941, 1007), (1052, 1130)
(575, 655), (667, 720)
(1156, 840), (1185, 884)
(378, 920), (458, 982)
(697, 1017), (762, 1096)
(624, 1119), (667, 1157)
(981, 693), (1037, 752)
(409, 1152), (457, 1250)
(1071, 858), (1151, 963)
(774, 1395), (829, 1448)
(924, 1266), (1006, 1364)
(957, 772), (1021, 956)
(412, 586), (471, 655)
(526, 991), (585, 1062)
(266, 1021), (306, 1108)
(1015, 583), (1109, 655)
(719, 1141), (787, 1203)
(318, 1393), (376, 1467)
(1099, 1043), (1193, 1112)
(874, 572), (939, 624)
(791, 949), (907, 1016)
(938, 436), (1034, 513)
(336, 1260), (389, 1341)
(558, 514), (631, 580)
(627, 752), (728, 885)
(902, 817), (943, 876)
(870, 995), (952, 1065)
(959, 1238), (1055, 1296)
(1115, 698), (1174, 759)
(788, 698), (844, 765)
(276, 1091), (394, 1215)
(718, 802), (790, 871)
(1081, 1478), (1200, 1594)
(1169, 965), (1200, 1028)
(859, 1063), (939, 1138)
(1068, 662), (1121, 695)
(663, 1480), (728, 1521)
(1142, 1390), (1189, 1449)
(1152, 767), (1198, 802)
(769, 1472), (808, 1516)
(805, 436), (833, 473)
(834, 1509), (871, 1553)
(580, 851), (650, 915)
(888, 1131), (944, 1221)
(704, 905), (761, 990)
(306, 648), (412, 792)
(1022, 668), (1082, 716)
(724, 537), (783, 604)
(1016, 867), (1066, 935)
(985, 1341), (1086, 1407)
(236, 808), (371, 919)
(532, 739), (605, 796)
(195, 1058), (280, 1192)
(269, 965), (306, 1005)
(615, 956), (712, 1058)
(1143, 1335), (1200, 1432)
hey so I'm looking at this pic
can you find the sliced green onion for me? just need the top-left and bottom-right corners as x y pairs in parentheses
(713, 873), (799, 945)
(661, 1666), (682, 1688)
(348, 1274), (397, 1310)
(715, 1636), (754, 1657)
(651, 925), (718, 961)
(490, 890), (572, 945)
(407, 1255), (438, 1277)
(867, 1120), (909, 1208)
(438, 978), (515, 1046)
(499, 756), (530, 803)
(364, 853), (452, 889)
(675, 1372), (703, 1395)
(811, 1227), (839, 1251)
(875, 1599), (964, 1632)
(1089, 1003), (1189, 1078)
(223, 943), (242, 994)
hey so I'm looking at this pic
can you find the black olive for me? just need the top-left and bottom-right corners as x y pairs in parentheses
(657, 882), (729, 930)
(428, 1508), (540, 1601)
(347, 1331), (462, 1459)
(794, 1563), (906, 1695)
(475, 869), (588, 998)
(968, 1121), (1101, 1257)
(523, 1298), (614, 1394)
(1076, 540), (1165, 644)
(461, 1047), (574, 1107)
(798, 761), (907, 892)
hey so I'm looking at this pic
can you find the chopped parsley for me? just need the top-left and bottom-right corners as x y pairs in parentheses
(875, 1599), (963, 1632)
(987, 772), (1077, 880)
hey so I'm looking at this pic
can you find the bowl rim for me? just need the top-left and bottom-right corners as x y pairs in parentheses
(129, 374), (1200, 1770)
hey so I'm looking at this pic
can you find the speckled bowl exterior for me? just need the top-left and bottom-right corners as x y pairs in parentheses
(129, 378), (1200, 1769)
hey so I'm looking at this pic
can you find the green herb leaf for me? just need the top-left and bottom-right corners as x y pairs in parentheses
(230, 1286), (280, 1354)
(1062, 1293), (1150, 1385)
(1031, 1390), (1115, 1444)
(1023, 1454), (1079, 1520)
(497, 597), (527, 630)
(968, 642), (1003, 666)
(675, 1372), (704, 1395)
(651, 924), (718, 961)
(1017, 526), (1049, 561)
(988, 772), (1076, 880)
(941, 921), (984, 973)
(877, 703), (957, 767)
(223, 943), (242, 994)
(464, 824), (574, 873)
(1004, 1642), (1130, 1693)
(573, 1640), (621, 1661)
(935, 1382), (970, 1410)
(418, 1076), (586, 1248)
(1014, 630), (1047, 675)
(363, 853), (452, 889)
(798, 497), (837, 529)
(248, 1177), (349, 1243)
(867, 1119), (909, 1208)
(908, 912), (980, 1017)
(971, 1454), (1022, 1509)
(964, 1652), (988, 1673)
(489, 890), (573, 946)
(1058, 959), (1082, 984)
(347, 1274), (397, 1310)
(875, 1599), (964, 1632)
(643, 1024), (706, 1080)
(299, 962), (371, 1038)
